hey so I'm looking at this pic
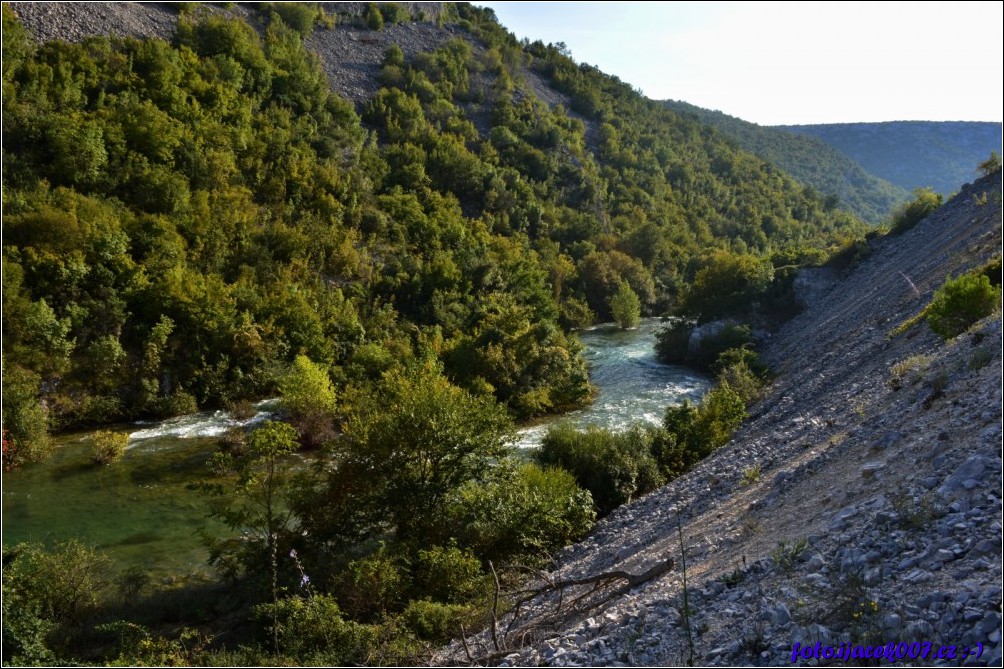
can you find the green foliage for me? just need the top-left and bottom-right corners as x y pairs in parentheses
(252, 594), (377, 663)
(401, 599), (469, 641)
(678, 251), (773, 323)
(663, 100), (910, 223)
(378, 3), (411, 25)
(411, 544), (484, 604)
(2, 540), (111, 664)
(536, 424), (663, 516)
(277, 355), (337, 448)
(926, 271), (1001, 339)
(269, 2), (319, 36)
(889, 187), (943, 234)
(91, 430), (128, 465)
(334, 547), (407, 621)
(1, 363), (52, 470)
(331, 366), (514, 543)
(365, 3), (384, 30)
(654, 352), (760, 478)
(99, 622), (210, 667)
(739, 464), (761, 486)
(447, 461), (595, 563)
(202, 420), (299, 585)
(978, 151), (1002, 176)
(609, 280), (641, 329)
(655, 320), (754, 371)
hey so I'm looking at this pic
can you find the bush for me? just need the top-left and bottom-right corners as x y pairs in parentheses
(1, 365), (52, 470)
(411, 544), (484, 604)
(2, 540), (111, 664)
(536, 424), (663, 515)
(278, 355), (336, 448)
(334, 547), (407, 621)
(654, 319), (694, 365)
(654, 352), (760, 478)
(401, 599), (469, 641)
(609, 281), (641, 329)
(378, 3), (410, 25)
(253, 594), (377, 663)
(889, 187), (942, 234)
(655, 320), (754, 371)
(926, 272), (1001, 339)
(91, 430), (128, 465)
(271, 2), (317, 36)
(365, 3), (384, 30)
(978, 152), (1001, 177)
(448, 462), (595, 563)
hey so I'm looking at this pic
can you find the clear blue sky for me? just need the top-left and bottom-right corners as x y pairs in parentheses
(480, 1), (1003, 125)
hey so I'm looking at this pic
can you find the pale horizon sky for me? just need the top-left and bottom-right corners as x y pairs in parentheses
(480, 1), (1003, 126)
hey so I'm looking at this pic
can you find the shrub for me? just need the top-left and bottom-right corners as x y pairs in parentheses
(979, 255), (1002, 287)
(378, 3), (410, 25)
(609, 280), (641, 329)
(926, 272), (1001, 339)
(92, 430), (128, 465)
(536, 424), (663, 515)
(278, 355), (336, 448)
(2, 540), (111, 663)
(334, 547), (408, 622)
(1, 365), (52, 470)
(448, 462), (595, 563)
(655, 354), (757, 478)
(978, 151), (1001, 177)
(655, 319), (694, 365)
(411, 544), (484, 604)
(271, 2), (317, 36)
(888, 354), (934, 390)
(889, 187), (942, 234)
(365, 3), (384, 30)
(253, 594), (377, 663)
(401, 599), (469, 641)
(656, 321), (755, 371)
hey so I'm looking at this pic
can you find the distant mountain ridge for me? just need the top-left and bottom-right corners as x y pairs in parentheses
(780, 120), (1002, 196)
(664, 100), (910, 224)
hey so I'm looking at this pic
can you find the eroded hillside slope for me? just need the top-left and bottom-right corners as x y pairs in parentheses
(441, 175), (1003, 666)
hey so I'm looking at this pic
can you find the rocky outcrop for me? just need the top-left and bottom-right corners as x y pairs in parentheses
(440, 175), (1002, 666)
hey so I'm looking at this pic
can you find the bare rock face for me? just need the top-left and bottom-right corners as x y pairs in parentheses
(438, 175), (1003, 665)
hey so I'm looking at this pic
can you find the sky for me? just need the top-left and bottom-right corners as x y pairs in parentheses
(480, 1), (1003, 126)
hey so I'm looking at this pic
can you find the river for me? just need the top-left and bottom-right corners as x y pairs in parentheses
(1, 319), (709, 579)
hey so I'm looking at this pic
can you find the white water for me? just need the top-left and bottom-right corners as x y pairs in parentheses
(128, 398), (280, 444)
(513, 319), (711, 448)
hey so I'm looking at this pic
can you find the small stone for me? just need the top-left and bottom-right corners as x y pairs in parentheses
(882, 613), (903, 631)
(939, 456), (986, 494)
(772, 604), (792, 626)
(861, 462), (883, 478)
(981, 612), (1001, 635)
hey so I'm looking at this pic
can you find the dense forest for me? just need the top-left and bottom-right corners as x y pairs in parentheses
(781, 120), (1003, 196)
(2, 3), (870, 664)
(663, 99), (910, 223)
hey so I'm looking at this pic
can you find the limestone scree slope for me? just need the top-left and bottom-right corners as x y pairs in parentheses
(440, 175), (1002, 666)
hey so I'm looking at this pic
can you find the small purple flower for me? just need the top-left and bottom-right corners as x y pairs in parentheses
(300, 574), (310, 588)
(289, 548), (297, 559)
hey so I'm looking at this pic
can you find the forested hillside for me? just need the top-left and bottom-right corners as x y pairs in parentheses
(781, 120), (1002, 195)
(663, 99), (910, 223)
(2, 2), (864, 441)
